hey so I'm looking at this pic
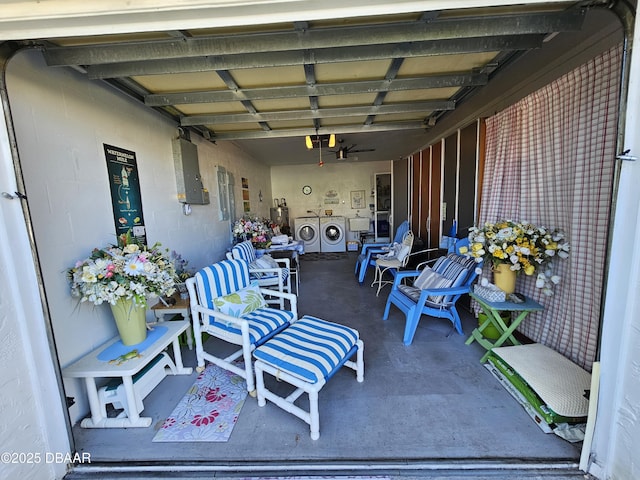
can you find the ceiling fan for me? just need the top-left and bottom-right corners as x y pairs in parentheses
(332, 141), (376, 160)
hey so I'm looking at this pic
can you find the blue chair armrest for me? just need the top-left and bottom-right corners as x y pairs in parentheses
(390, 270), (421, 288)
(361, 242), (390, 255)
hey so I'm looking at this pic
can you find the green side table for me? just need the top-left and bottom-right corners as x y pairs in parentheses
(466, 292), (543, 362)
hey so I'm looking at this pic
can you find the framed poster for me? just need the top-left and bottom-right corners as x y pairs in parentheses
(104, 144), (146, 243)
(350, 190), (366, 209)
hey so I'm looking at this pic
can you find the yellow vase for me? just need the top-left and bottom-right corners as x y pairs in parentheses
(493, 263), (517, 294)
(110, 298), (147, 346)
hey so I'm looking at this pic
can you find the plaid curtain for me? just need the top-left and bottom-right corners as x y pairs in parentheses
(480, 44), (622, 370)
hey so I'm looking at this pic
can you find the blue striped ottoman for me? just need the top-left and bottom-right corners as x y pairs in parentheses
(253, 315), (364, 440)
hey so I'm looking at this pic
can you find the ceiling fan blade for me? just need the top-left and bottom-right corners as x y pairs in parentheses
(351, 148), (376, 153)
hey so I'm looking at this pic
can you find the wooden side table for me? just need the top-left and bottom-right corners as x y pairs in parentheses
(151, 293), (193, 350)
(466, 292), (543, 362)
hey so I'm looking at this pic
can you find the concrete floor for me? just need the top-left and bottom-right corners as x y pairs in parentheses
(68, 252), (585, 479)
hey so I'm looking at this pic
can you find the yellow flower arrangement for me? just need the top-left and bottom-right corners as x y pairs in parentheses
(462, 220), (570, 295)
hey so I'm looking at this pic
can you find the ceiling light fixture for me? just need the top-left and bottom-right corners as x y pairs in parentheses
(305, 132), (333, 166)
(304, 133), (336, 149)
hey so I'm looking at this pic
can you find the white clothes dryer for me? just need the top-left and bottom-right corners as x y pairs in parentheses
(320, 216), (347, 252)
(294, 217), (321, 253)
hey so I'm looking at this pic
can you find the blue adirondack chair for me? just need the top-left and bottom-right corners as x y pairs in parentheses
(354, 220), (410, 284)
(382, 238), (481, 345)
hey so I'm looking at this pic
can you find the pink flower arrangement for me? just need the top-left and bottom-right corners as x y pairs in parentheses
(67, 230), (176, 307)
(232, 215), (274, 248)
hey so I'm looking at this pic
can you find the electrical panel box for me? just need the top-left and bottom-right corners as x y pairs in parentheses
(172, 138), (210, 204)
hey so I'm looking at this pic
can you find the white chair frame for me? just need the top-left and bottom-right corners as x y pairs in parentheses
(227, 241), (292, 308)
(186, 267), (298, 395)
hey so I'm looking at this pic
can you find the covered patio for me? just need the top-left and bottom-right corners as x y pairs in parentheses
(67, 253), (583, 479)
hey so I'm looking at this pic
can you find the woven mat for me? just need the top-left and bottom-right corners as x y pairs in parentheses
(492, 343), (590, 417)
(153, 363), (247, 442)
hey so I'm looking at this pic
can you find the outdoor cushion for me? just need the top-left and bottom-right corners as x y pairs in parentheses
(396, 256), (471, 307)
(207, 307), (294, 345)
(376, 245), (410, 268)
(254, 254), (279, 269)
(447, 252), (478, 270)
(231, 241), (257, 263)
(249, 254), (289, 282)
(253, 315), (359, 384)
(213, 281), (267, 317)
(413, 267), (454, 304)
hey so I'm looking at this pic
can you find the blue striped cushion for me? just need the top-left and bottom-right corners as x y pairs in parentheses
(447, 253), (477, 270)
(195, 259), (251, 300)
(231, 241), (257, 263)
(433, 257), (465, 280)
(250, 267), (290, 283)
(253, 315), (359, 384)
(207, 307), (294, 345)
(398, 285), (456, 308)
(413, 267), (454, 304)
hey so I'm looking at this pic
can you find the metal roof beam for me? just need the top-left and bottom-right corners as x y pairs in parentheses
(145, 72), (487, 106)
(209, 121), (428, 141)
(180, 100), (454, 126)
(43, 9), (584, 66)
(86, 35), (544, 78)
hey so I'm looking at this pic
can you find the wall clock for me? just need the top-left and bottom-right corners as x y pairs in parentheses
(302, 185), (312, 195)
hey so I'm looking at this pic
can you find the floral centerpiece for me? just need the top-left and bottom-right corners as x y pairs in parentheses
(232, 215), (274, 249)
(462, 220), (570, 296)
(68, 231), (176, 307)
(67, 231), (176, 344)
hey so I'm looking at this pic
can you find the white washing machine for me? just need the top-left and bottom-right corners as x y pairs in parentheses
(294, 217), (321, 253)
(320, 216), (347, 252)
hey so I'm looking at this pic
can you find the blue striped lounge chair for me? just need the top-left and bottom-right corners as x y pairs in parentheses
(185, 258), (298, 394)
(229, 240), (292, 308)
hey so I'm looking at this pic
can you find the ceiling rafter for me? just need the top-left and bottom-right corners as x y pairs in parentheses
(365, 56), (406, 126)
(85, 35), (545, 79)
(209, 122), (428, 141)
(42, 9), (584, 66)
(180, 100), (455, 126)
(145, 73), (488, 106)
